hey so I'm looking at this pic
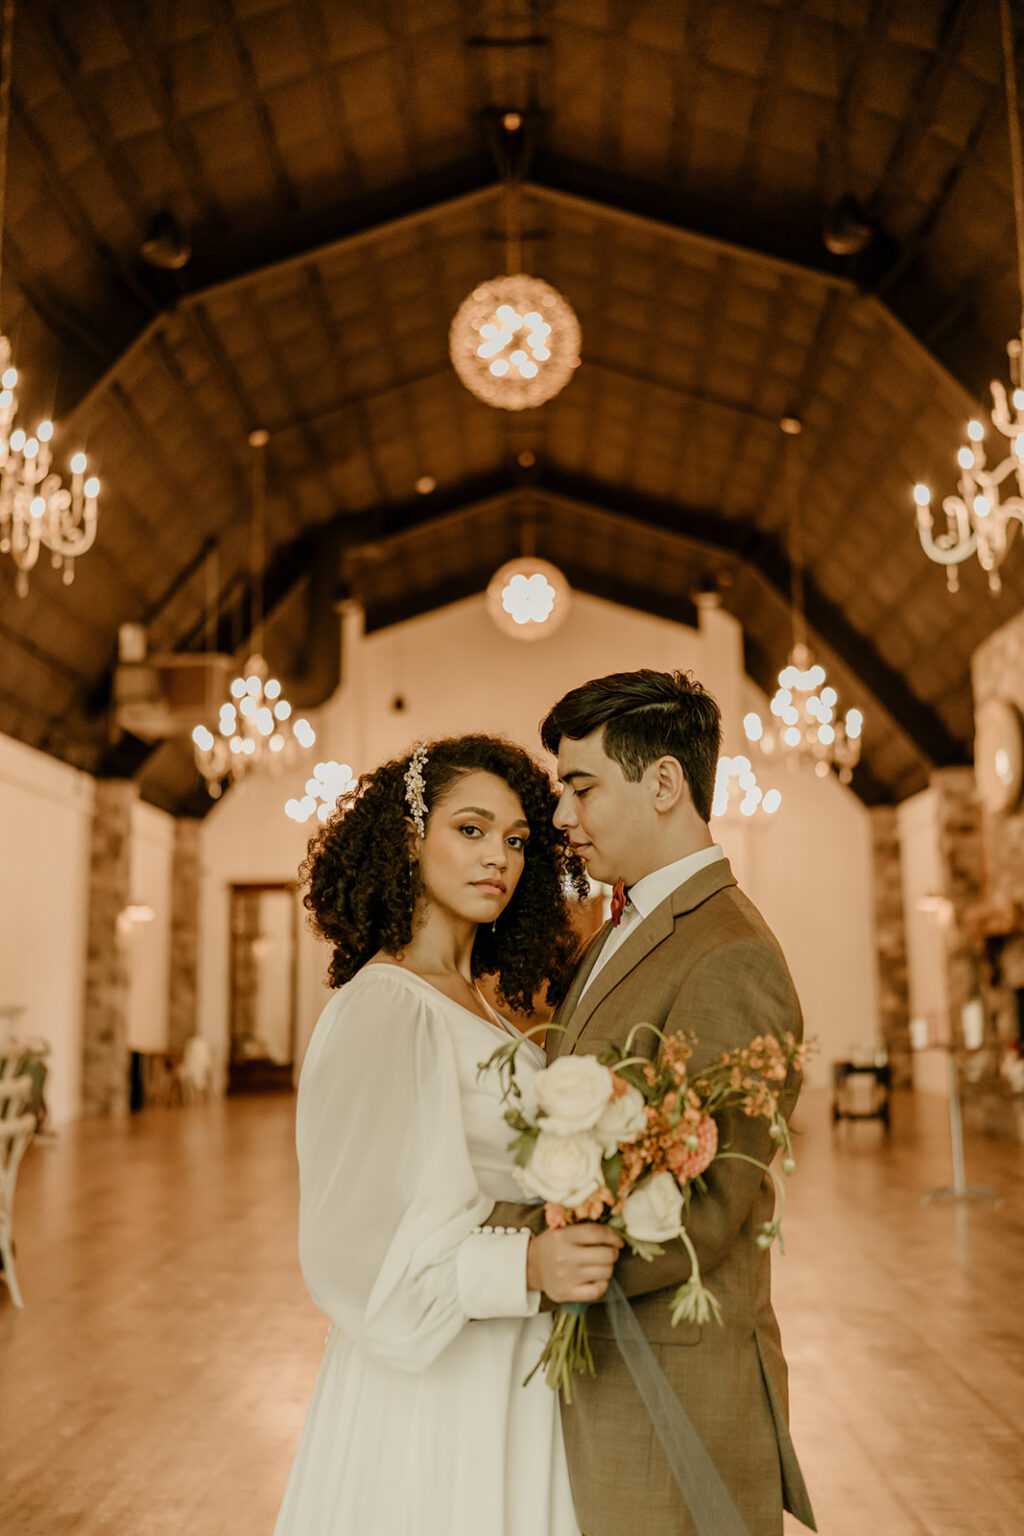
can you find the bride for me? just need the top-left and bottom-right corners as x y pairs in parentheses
(273, 734), (622, 1536)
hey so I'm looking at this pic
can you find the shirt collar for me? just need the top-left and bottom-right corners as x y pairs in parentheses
(626, 844), (725, 920)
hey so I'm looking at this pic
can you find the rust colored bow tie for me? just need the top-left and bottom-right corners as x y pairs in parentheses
(610, 878), (628, 926)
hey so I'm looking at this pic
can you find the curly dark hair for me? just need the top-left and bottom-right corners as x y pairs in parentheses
(300, 734), (589, 1011)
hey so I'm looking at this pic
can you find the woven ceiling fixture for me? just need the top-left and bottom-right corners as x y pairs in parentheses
(448, 114), (580, 411)
(0, 0), (99, 597)
(191, 431), (316, 799)
(744, 420), (863, 784)
(913, 0), (1024, 594)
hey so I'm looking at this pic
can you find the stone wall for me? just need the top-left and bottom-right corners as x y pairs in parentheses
(971, 605), (1024, 908)
(931, 766), (988, 1049)
(81, 780), (136, 1117)
(870, 806), (912, 1087)
(167, 819), (200, 1052)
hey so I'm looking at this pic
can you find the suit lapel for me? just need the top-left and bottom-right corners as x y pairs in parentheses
(558, 857), (739, 1056)
(549, 925), (613, 1060)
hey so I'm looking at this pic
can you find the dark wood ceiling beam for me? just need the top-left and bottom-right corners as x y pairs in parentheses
(0, 611), (92, 687)
(254, 468), (963, 777)
(300, 265), (390, 505)
(528, 155), (859, 293)
(54, 151), (985, 433)
(8, 87), (157, 318)
(29, 7), (149, 230)
(105, 0), (228, 233)
(211, 0), (302, 215)
(293, 0), (365, 192)
(532, 469), (963, 772)
(862, 0), (978, 214)
(733, 3), (802, 205)
(181, 302), (311, 545)
(234, 286), (349, 531)
(177, 163), (496, 302)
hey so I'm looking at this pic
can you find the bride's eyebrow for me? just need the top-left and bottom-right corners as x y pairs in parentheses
(453, 806), (530, 830)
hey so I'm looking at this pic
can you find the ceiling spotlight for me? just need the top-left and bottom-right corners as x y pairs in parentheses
(779, 416), (803, 436)
(140, 209), (192, 271)
(415, 475), (436, 495)
(503, 112), (522, 131)
(517, 450), (535, 468)
(822, 194), (872, 257)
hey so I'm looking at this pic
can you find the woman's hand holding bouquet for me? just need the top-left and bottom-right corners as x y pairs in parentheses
(480, 1026), (808, 1401)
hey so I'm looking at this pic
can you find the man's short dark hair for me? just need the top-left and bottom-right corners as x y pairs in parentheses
(540, 669), (721, 823)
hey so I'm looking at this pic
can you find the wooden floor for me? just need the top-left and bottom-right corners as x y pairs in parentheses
(1, 1088), (1021, 1536)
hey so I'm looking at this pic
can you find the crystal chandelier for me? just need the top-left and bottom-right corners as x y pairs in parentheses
(710, 755), (781, 820)
(746, 419), (864, 784)
(0, 0), (99, 597)
(913, 0), (1024, 595)
(285, 760), (356, 824)
(449, 274), (581, 410)
(449, 114), (580, 411)
(743, 645), (863, 784)
(192, 653), (316, 799)
(191, 431), (316, 798)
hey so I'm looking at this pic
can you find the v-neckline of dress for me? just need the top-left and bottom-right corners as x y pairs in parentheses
(362, 962), (520, 1040)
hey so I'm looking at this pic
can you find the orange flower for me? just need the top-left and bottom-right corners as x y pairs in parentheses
(666, 1115), (718, 1181)
(544, 1202), (570, 1229)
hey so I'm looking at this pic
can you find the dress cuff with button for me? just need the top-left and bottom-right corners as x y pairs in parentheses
(456, 1225), (540, 1320)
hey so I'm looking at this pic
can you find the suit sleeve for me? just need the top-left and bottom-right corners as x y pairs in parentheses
(612, 937), (802, 1300)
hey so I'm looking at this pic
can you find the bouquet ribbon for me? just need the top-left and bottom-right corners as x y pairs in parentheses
(604, 1278), (753, 1536)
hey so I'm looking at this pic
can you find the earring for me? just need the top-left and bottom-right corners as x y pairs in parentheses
(492, 920), (498, 934)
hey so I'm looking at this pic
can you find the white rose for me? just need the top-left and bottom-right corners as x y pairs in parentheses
(523, 1055), (614, 1136)
(593, 1083), (648, 1155)
(621, 1170), (685, 1244)
(514, 1130), (605, 1207)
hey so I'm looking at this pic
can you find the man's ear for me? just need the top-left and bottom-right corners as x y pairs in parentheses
(650, 755), (687, 812)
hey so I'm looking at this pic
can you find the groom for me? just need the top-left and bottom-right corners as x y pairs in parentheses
(496, 668), (816, 1536)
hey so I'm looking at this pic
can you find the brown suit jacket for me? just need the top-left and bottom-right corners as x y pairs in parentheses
(493, 857), (816, 1536)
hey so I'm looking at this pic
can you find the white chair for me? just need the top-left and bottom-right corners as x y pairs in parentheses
(0, 1074), (35, 1308)
(176, 1035), (213, 1104)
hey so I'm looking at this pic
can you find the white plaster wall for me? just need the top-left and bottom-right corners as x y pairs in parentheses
(0, 733), (94, 1126)
(897, 787), (952, 1096)
(197, 591), (877, 1093)
(125, 800), (175, 1053)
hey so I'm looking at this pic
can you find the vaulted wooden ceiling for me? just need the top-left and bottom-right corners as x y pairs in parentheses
(2, 0), (1023, 814)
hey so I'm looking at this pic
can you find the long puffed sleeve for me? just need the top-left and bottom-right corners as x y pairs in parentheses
(295, 970), (538, 1373)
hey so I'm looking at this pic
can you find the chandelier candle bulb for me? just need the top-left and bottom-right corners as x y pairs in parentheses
(746, 639), (863, 784)
(913, 0), (1024, 597)
(193, 651), (316, 796)
(0, 326), (102, 594)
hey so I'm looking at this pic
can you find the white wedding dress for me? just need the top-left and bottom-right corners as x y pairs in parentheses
(273, 964), (580, 1536)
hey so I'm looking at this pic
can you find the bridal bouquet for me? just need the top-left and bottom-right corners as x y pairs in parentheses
(480, 1025), (808, 1401)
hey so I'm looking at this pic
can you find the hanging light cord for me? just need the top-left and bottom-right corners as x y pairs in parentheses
(1000, 0), (1024, 340)
(785, 438), (807, 652)
(249, 434), (266, 659)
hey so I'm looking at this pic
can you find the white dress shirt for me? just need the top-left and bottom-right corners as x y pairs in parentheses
(579, 844), (726, 1000)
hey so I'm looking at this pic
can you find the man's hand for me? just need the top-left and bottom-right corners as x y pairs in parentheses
(526, 1223), (623, 1303)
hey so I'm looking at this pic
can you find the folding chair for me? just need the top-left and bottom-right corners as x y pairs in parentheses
(0, 1074), (36, 1308)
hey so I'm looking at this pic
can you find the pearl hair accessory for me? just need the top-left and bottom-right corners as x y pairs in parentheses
(404, 743), (429, 837)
